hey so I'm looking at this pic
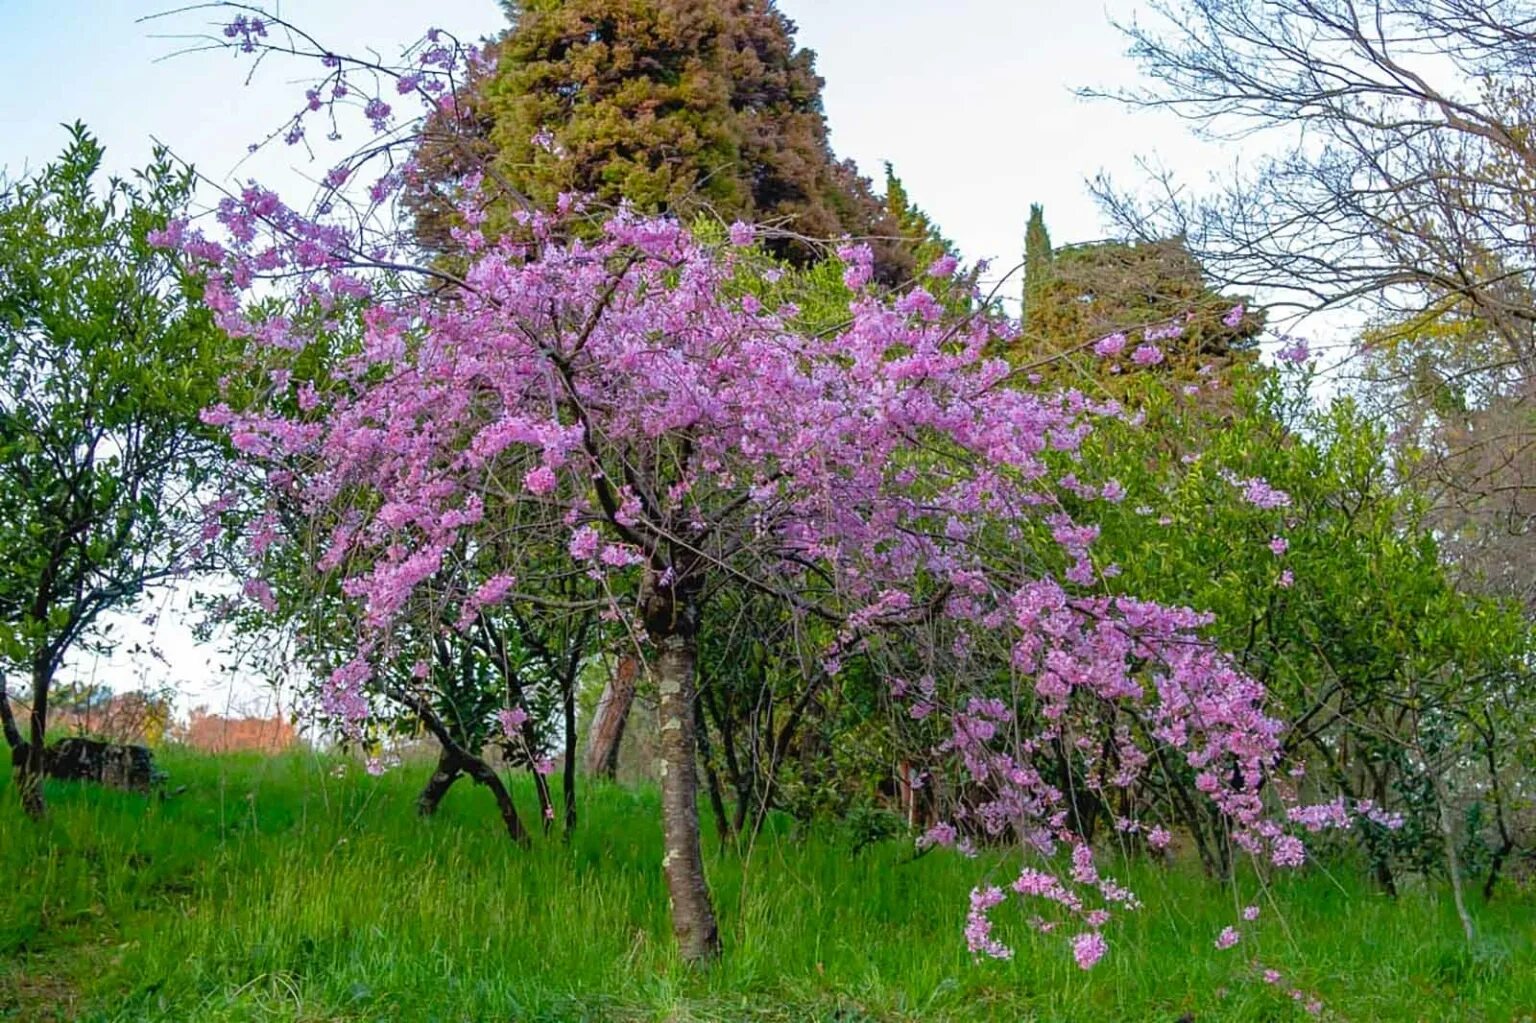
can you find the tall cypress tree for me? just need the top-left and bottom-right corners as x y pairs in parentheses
(1022, 203), (1054, 334)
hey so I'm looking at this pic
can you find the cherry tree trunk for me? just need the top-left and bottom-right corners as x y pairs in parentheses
(583, 655), (637, 779)
(416, 750), (462, 816)
(653, 632), (720, 964)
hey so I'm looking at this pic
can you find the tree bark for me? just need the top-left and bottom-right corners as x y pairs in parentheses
(0, 678), (22, 753)
(694, 693), (732, 849)
(471, 622), (555, 834)
(18, 660), (51, 819)
(462, 752), (529, 846)
(387, 685), (528, 845)
(1478, 714), (1514, 902)
(702, 682), (753, 835)
(1431, 769), (1477, 945)
(584, 654), (637, 779)
(416, 750), (462, 816)
(562, 663), (578, 836)
(653, 631), (720, 964)
(526, 732), (555, 835)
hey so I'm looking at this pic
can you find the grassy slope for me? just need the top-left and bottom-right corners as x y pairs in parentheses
(1, 748), (1532, 1022)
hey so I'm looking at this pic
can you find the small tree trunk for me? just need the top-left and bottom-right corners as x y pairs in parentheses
(694, 695), (732, 849)
(898, 760), (924, 830)
(462, 754), (529, 846)
(387, 686), (528, 846)
(19, 661), (51, 819)
(562, 666), (578, 836)
(653, 631), (720, 964)
(1479, 720), (1514, 903)
(584, 655), (637, 779)
(1431, 771), (1476, 945)
(1371, 840), (1399, 898)
(518, 720), (555, 834)
(0, 680), (22, 754)
(703, 689), (751, 834)
(417, 750), (462, 816)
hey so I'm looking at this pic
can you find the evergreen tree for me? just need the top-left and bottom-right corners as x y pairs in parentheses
(1022, 203), (1052, 331)
(410, 0), (920, 282)
(1015, 207), (1261, 394)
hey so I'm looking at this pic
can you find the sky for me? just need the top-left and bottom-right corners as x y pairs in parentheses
(0, 0), (1230, 714)
(0, 0), (1228, 274)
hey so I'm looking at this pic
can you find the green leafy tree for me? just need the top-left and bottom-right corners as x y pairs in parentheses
(1083, 363), (1533, 892)
(0, 126), (231, 818)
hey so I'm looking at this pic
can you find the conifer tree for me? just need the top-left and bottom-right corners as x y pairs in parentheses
(1022, 202), (1053, 330)
(410, 0), (919, 281)
(1016, 206), (1260, 391)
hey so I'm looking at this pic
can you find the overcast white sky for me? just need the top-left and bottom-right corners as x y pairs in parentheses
(0, 0), (1231, 712)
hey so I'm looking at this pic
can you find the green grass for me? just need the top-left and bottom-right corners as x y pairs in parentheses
(2, 748), (1532, 1022)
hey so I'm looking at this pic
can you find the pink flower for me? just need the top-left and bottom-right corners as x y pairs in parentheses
(838, 243), (874, 290)
(1271, 835), (1306, 867)
(1222, 304), (1245, 328)
(1215, 926), (1241, 950)
(727, 221), (755, 247)
(1269, 536), (1288, 555)
(927, 254), (959, 279)
(599, 543), (645, 568)
(1240, 478), (1292, 509)
(568, 525), (601, 561)
(1278, 569), (1295, 588)
(1242, 904), (1260, 921)
(1072, 931), (1107, 970)
(524, 465), (558, 495)
(242, 577), (277, 613)
(1131, 344), (1165, 366)
(1147, 826), (1171, 849)
(497, 707), (529, 737)
(1277, 339), (1311, 363)
(534, 758), (555, 776)
(1093, 333), (1127, 357)
(471, 574), (516, 609)
(965, 886), (1012, 959)
(364, 97), (392, 130)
